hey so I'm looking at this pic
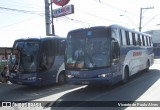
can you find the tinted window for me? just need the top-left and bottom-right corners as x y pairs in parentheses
(125, 31), (130, 45)
(66, 29), (111, 69)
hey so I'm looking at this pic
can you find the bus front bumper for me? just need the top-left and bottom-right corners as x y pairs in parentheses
(67, 77), (113, 86)
(9, 78), (41, 86)
(9, 72), (42, 86)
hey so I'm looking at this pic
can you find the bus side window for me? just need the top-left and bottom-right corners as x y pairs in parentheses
(112, 28), (121, 45)
(112, 39), (120, 63)
(150, 37), (153, 46)
(146, 36), (149, 46)
(132, 33), (136, 46)
(58, 40), (66, 55)
(135, 33), (138, 46)
(40, 40), (55, 70)
(129, 32), (133, 45)
(121, 30), (127, 45)
(142, 35), (145, 46)
(144, 36), (147, 46)
(119, 29), (123, 45)
(149, 37), (152, 46)
(125, 31), (130, 45)
(148, 37), (150, 46)
(137, 34), (141, 46)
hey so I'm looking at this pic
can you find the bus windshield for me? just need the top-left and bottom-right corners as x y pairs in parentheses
(10, 41), (39, 72)
(66, 29), (111, 69)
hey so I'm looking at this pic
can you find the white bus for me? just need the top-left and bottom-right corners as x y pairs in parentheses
(65, 25), (154, 85)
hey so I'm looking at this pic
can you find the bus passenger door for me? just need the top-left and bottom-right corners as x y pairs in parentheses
(111, 40), (121, 83)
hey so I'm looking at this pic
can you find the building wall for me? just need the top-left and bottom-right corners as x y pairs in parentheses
(145, 30), (160, 58)
(145, 30), (160, 43)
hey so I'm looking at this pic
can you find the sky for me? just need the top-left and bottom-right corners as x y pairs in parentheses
(0, 0), (160, 47)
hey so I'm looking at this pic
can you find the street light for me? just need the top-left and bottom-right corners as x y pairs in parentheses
(139, 7), (154, 32)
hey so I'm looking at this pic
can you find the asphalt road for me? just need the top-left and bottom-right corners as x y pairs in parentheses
(0, 59), (160, 110)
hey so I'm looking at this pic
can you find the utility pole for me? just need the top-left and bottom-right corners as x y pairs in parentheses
(139, 7), (154, 32)
(44, 0), (51, 36)
(50, 0), (55, 35)
(44, 0), (55, 36)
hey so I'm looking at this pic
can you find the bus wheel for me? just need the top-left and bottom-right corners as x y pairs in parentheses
(58, 73), (66, 85)
(145, 60), (150, 72)
(123, 67), (129, 83)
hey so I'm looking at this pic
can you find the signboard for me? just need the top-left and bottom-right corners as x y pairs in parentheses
(52, 4), (74, 18)
(53, 0), (70, 6)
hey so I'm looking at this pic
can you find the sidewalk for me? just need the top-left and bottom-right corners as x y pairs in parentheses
(154, 58), (160, 63)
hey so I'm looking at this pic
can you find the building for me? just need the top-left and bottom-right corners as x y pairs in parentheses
(145, 30), (160, 58)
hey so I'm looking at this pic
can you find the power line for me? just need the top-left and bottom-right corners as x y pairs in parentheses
(75, 8), (123, 24)
(0, 5), (45, 30)
(91, 0), (126, 13)
(64, 16), (96, 26)
(0, 16), (43, 30)
(75, 8), (107, 21)
(0, 6), (44, 16)
(91, 0), (139, 16)
(54, 9), (133, 27)
(0, 0), (44, 10)
(55, 16), (95, 26)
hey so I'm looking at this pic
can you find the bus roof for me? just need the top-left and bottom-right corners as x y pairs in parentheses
(67, 24), (151, 37)
(68, 26), (108, 34)
(14, 36), (66, 42)
(110, 24), (151, 36)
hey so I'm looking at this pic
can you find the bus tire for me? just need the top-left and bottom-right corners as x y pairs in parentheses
(58, 72), (66, 85)
(123, 67), (129, 83)
(145, 60), (150, 72)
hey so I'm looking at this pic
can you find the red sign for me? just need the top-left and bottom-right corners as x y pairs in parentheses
(53, 0), (70, 6)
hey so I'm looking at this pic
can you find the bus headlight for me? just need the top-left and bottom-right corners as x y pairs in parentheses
(98, 73), (111, 78)
(27, 77), (36, 80)
(67, 75), (74, 78)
